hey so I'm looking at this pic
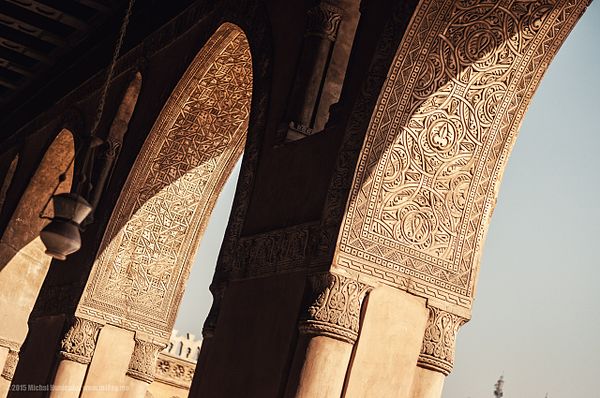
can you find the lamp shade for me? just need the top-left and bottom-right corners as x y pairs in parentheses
(40, 193), (93, 260)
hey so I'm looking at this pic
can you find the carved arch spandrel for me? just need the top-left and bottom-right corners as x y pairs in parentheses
(78, 23), (253, 339)
(336, 0), (590, 316)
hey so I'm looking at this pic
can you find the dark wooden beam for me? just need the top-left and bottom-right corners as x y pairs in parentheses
(0, 12), (66, 46)
(6, 0), (90, 31)
(0, 57), (34, 77)
(0, 37), (51, 63)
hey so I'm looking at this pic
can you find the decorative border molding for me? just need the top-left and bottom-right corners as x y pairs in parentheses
(299, 272), (372, 344)
(417, 306), (466, 376)
(59, 317), (102, 365)
(0, 337), (20, 352)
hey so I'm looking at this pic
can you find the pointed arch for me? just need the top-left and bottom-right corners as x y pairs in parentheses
(336, 0), (590, 317)
(78, 23), (253, 340)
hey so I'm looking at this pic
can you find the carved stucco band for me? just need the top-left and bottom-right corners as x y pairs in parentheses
(306, 3), (342, 41)
(126, 338), (166, 384)
(59, 317), (102, 365)
(417, 306), (466, 376)
(201, 283), (226, 339)
(298, 273), (371, 344)
(1, 349), (18, 381)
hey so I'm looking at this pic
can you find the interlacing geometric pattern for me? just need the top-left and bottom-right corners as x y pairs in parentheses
(78, 23), (252, 339)
(338, 0), (590, 315)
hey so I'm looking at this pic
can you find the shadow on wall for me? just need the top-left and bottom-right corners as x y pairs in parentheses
(0, 129), (74, 343)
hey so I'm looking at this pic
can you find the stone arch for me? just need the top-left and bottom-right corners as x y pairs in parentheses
(0, 129), (74, 379)
(0, 154), (19, 216)
(337, 0), (590, 316)
(76, 22), (253, 341)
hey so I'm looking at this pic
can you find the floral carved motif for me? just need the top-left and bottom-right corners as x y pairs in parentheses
(60, 317), (102, 364)
(1, 350), (18, 381)
(338, 0), (590, 314)
(77, 24), (252, 339)
(127, 338), (166, 384)
(418, 306), (466, 375)
(306, 3), (343, 41)
(155, 356), (195, 389)
(299, 272), (372, 344)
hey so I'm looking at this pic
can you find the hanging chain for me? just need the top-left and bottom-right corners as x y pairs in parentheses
(39, 0), (136, 219)
(90, 0), (136, 137)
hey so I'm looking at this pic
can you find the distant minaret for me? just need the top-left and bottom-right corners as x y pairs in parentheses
(493, 375), (504, 398)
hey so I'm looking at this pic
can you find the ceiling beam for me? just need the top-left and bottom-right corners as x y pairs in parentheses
(0, 37), (51, 63)
(0, 57), (34, 77)
(0, 12), (66, 47)
(6, 0), (90, 31)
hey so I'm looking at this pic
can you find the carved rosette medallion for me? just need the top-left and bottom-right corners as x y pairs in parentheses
(60, 317), (102, 364)
(127, 338), (166, 384)
(306, 3), (343, 41)
(337, 0), (590, 315)
(299, 272), (372, 344)
(1, 350), (18, 381)
(418, 306), (466, 376)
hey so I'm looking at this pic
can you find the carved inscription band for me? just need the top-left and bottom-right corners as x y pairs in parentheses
(299, 272), (371, 344)
(418, 306), (466, 376)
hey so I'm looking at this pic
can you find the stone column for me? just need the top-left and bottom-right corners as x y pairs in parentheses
(121, 338), (165, 398)
(284, 272), (371, 398)
(411, 306), (466, 398)
(50, 317), (102, 398)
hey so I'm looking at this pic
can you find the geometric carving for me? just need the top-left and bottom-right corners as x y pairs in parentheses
(418, 306), (466, 376)
(59, 317), (102, 365)
(299, 272), (372, 344)
(338, 0), (590, 316)
(127, 338), (166, 384)
(1, 349), (18, 381)
(77, 23), (252, 339)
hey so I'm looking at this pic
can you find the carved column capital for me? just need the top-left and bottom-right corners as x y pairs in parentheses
(1, 349), (18, 381)
(298, 272), (372, 344)
(126, 338), (166, 384)
(417, 306), (467, 376)
(202, 283), (227, 339)
(306, 3), (343, 41)
(59, 317), (103, 365)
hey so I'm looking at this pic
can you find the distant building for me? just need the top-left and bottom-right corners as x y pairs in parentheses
(147, 331), (202, 398)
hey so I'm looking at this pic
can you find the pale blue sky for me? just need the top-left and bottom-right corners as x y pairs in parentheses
(176, 2), (600, 396)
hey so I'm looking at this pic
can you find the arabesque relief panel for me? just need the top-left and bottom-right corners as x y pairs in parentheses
(78, 24), (252, 339)
(338, 0), (590, 315)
